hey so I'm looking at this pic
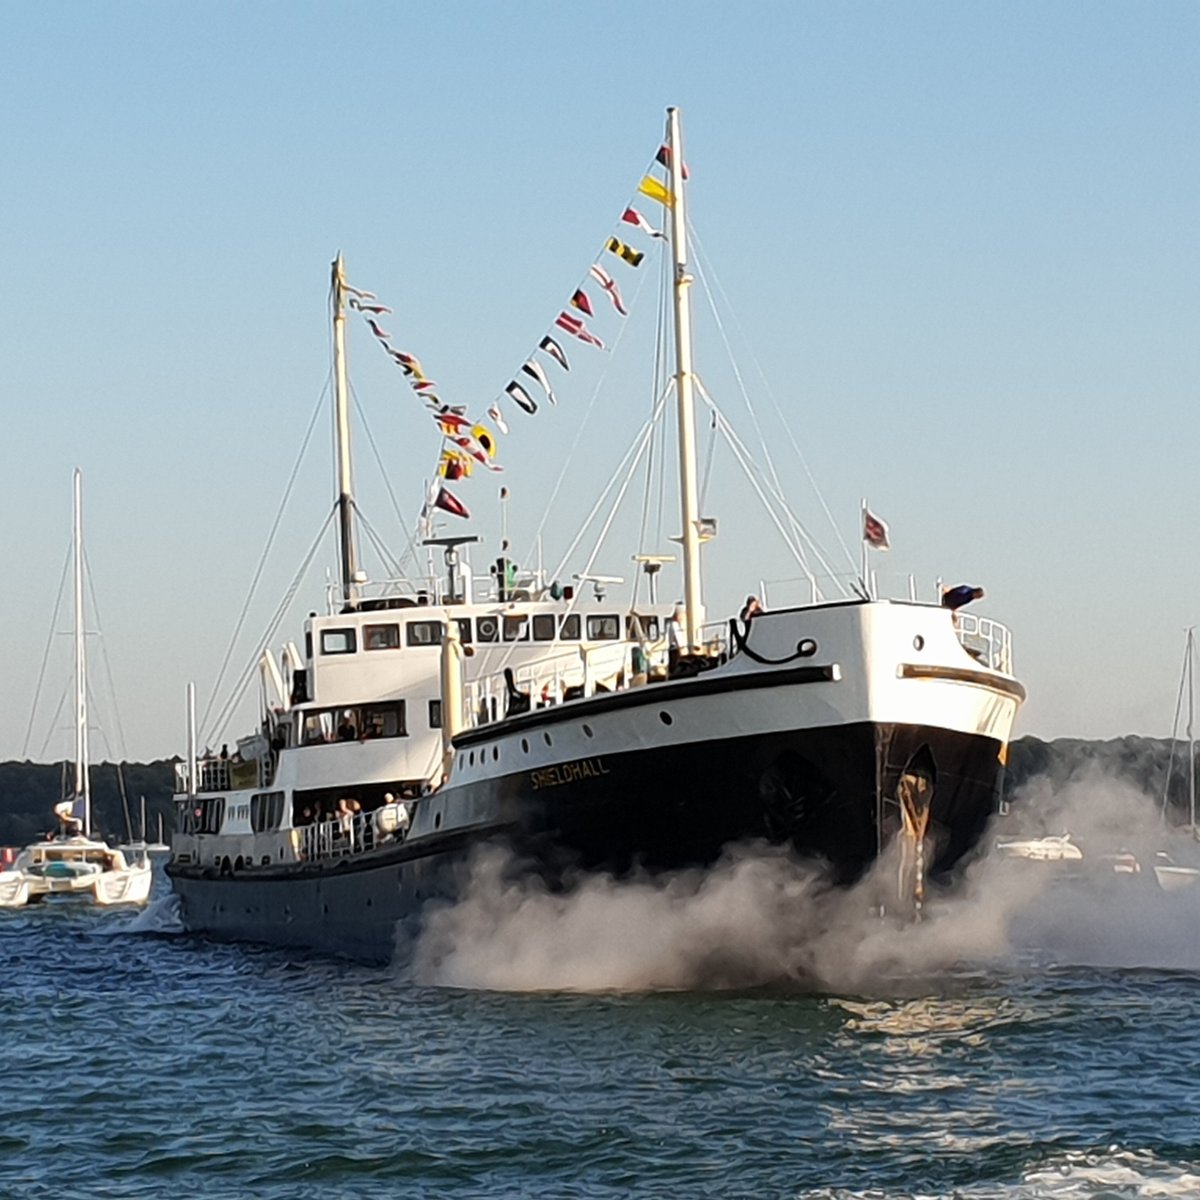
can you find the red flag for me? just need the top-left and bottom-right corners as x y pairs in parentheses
(433, 486), (470, 520)
(438, 450), (470, 481)
(366, 318), (392, 340)
(863, 509), (890, 550)
(435, 411), (473, 436)
(349, 298), (392, 315)
(621, 206), (664, 239)
(569, 288), (594, 317)
(556, 311), (605, 349)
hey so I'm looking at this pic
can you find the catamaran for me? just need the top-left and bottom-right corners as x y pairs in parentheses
(0, 471), (152, 909)
(167, 108), (1025, 959)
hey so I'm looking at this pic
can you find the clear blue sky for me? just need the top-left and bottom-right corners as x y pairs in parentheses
(1, 2), (1196, 761)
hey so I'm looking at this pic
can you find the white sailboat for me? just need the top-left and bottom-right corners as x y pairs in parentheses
(1155, 628), (1200, 890)
(167, 108), (1025, 959)
(0, 471), (153, 909)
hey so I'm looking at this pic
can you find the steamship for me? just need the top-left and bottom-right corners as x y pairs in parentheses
(167, 109), (1024, 960)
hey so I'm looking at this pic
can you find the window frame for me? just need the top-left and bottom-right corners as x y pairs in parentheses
(363, 622), (401, 651)
(320, 627), (357, 656)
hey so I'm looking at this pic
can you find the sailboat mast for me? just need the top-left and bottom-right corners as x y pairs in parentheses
(1189, 628), (1196, 831)
(666, 106), (704, 652)
(72, 468), (90, 837)
(331, 254), (359, 608)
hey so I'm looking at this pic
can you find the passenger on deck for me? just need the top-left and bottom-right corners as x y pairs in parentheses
(52, 800), (80, 839)
(941, 584), (985, 611)
(667, 605), (685, 672)
(336, 798), (357, 850)
(336, 712), (357, 741)
(375, 793), (411, 843)
(739, 595), (763, 622)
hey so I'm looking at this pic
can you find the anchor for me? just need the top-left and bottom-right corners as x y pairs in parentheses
(895, 747), (936, 920)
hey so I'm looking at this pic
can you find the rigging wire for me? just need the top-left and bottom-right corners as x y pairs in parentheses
(356, 504), (407, 581)
(199, 378), (330, 736)
(36, 678), (72, 763)
(83, 543), (128, 762)
(514, 241), (660, 580)
(697, 382), (847, 587)
(700, 398), (819, 585)
(349, 381), (420, 576)
(22, 542), (71, 759)
(634, 245), (673, 605)
(204, 505), (336, 748)
(687, 219), (859, 580)
(1162, 629), (1192, 819)
(549, 393), (669, 584)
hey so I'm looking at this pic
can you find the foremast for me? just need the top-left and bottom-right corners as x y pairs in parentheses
(331, 254), (360, 609)
(666, 107), (704, 652)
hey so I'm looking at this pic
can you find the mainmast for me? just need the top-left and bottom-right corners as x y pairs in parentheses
(331, 254), (360, 608)
(666, 106), (704, 652)
(72, 468), (90, 837)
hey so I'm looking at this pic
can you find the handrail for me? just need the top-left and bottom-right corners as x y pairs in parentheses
(460, 623), (732, 732)
(952, 613), (1013, 674)
(294, 803), (412, 864)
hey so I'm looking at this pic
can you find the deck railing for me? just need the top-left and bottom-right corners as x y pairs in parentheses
(295, 805), (411, 863)
(953, 613), (1013, 674)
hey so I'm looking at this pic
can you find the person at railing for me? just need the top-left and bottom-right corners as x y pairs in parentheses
(336, 798), (361, 850)
(941, 584), (985, 612)
(336, 711), (357, 741)
(667, 604), (685, 673)
(739, 596), (763, 622)
(376, 793), (411, 843)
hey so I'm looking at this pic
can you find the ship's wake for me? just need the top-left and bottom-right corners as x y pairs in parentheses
(98, 892), (186, 937)
(411, 772), (1200, 993)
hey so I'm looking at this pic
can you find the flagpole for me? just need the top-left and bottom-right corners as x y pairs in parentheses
(860, 497), (868, 598)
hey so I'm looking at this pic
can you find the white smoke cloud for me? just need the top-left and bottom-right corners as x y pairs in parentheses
(410, 768), (1200, 994)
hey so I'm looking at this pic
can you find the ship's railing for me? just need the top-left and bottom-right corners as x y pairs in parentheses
(323, 569), (553, 614)
(176, 753), (271, 795)
(952, 613), (1013, 674)
(462, 622), (731, 731)
(294, 803), (411, 864)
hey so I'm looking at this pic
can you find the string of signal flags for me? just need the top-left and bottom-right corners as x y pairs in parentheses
(345, 141), (688, 522)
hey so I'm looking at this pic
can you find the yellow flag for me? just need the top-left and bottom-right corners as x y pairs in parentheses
(638, 175), (675, 208)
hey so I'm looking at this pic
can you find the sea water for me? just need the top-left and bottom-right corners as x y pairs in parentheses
(2, 847), (1200, 1200)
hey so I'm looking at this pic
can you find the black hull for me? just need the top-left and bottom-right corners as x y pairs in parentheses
(168, 719), (1005, 961)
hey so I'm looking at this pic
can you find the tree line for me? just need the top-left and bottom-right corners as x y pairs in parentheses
(0, 760), (177, 847)
(0, 735), (1194, 847)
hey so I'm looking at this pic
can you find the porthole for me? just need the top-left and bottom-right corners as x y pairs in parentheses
(366, 897), (373, 908)
(543, 732), (553, 747)
(913, 635), (925, 651)
(797, 639), (817, 658)
(582, 724), (594, 738)
(434, 812), (442, 829)
(659, 711), (673, 726)
(492, 745), (499, 762)
(521, 738), (529, 753)
(469, 750), (475, 766)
